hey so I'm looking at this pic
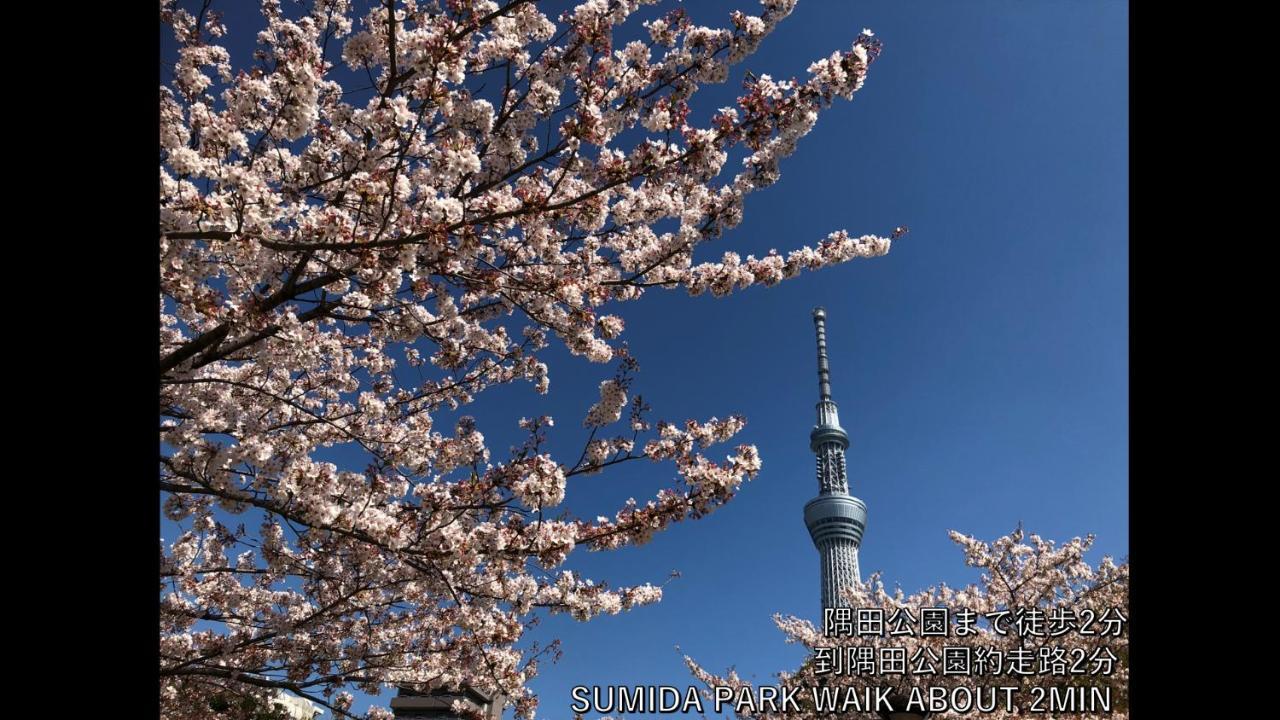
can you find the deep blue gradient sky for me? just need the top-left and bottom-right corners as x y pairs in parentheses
(161, 1), (1127, 717)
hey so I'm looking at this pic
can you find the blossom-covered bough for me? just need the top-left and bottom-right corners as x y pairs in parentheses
(159, 1), (896, 718)
(686, 527), (1130, 720)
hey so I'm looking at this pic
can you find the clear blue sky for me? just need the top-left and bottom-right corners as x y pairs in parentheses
(161, 1), (1128, 716)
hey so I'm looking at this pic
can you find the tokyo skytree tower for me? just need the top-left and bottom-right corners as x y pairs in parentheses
(804, 308), (868, 610)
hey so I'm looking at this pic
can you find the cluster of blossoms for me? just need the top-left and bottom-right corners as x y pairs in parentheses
(584, 379), (629, 427)
(686, 527), (1130, 719)
(159, 1), (894, 718)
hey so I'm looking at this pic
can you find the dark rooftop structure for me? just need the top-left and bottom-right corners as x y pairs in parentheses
(390, 685), (504, 720)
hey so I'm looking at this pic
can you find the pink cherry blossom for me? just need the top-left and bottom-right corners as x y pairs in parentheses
(159, 1), (897, 718)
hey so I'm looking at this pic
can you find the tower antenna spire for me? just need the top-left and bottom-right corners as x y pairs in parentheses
(813, 307), (832, 402)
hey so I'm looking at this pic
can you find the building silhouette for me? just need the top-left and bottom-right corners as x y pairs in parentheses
(390, 685), (503, 720)
(804, 308), (867, 609)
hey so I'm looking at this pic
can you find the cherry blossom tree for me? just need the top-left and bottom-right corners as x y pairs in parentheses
(686, 527), (1130, 720)
(159, 1), (900, 718)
